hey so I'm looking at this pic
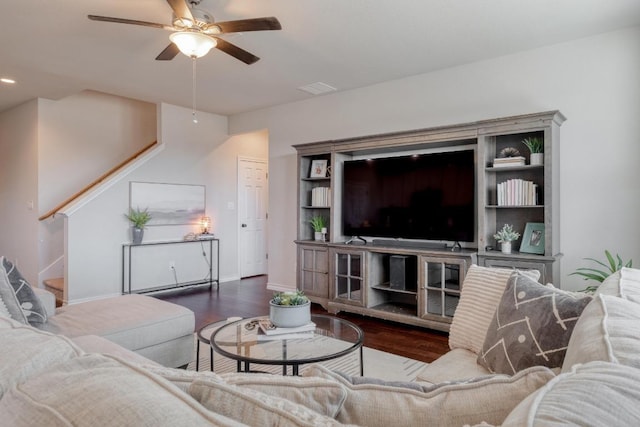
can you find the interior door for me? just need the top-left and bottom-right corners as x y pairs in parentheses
(238, 158), (268, 277)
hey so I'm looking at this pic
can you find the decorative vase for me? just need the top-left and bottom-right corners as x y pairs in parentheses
(530, 153), (544, 166)
(501, 241), (512, 254)
(131, 227), (144, 245)
(269, 301), (311, 328)
(314, 231), (323, 241)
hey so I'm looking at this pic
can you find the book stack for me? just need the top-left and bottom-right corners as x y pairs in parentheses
(257, 320), (316, 341)
(311, 187), (331, 207)
(496, 179), (538, 206)
(492, 156), (525, 168)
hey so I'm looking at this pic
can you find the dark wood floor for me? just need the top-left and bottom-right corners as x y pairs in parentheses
(155, 275), (449, 364)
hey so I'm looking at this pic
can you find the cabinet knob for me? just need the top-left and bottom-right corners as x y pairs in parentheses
(241, 223), (247, 228)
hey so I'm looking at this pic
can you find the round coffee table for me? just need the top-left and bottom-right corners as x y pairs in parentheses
(210, 314), (364, 376)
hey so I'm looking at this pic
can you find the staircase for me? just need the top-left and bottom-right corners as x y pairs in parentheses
(43, 278), (64, 307)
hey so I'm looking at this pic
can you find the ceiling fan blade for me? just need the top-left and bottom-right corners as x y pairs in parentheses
(166, 0), (194, 23)
(212, 17), (281, 34)
(214, 38), (260, 65)
(88, 15), (173, 30)
(156, 43), (180, 60)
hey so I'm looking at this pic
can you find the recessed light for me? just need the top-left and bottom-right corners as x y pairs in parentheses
(1, 78), (16, 84)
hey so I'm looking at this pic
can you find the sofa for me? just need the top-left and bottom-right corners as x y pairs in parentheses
(2, 260), (640, 426)
(0, 256), (194, 368)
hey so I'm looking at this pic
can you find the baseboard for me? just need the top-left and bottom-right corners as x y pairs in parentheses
(266, 282), (296, 292)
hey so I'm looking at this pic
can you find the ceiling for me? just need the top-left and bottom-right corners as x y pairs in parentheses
(1, 1), (639, 116)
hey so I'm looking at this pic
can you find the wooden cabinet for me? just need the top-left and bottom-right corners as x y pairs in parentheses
(297, 243), (330, 308)
(294, 111), (565, 331)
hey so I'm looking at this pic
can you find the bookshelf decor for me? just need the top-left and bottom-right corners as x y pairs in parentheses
(309, 159), (328, 178)
(520, 222), (545, 254)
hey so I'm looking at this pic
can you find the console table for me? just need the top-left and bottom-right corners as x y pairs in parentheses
(122, 238), (219, 294)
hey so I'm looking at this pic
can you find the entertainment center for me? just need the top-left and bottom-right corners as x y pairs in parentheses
(295, 111), (565, 331)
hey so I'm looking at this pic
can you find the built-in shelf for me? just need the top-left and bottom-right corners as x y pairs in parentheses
(485, 205), (544, 209)
(301, 177), (331, 182)
(295, 111), (565, 330)
(371, 283), (417, 295)
(485, 165), (544, 172)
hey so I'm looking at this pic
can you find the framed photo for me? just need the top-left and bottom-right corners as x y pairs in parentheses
(309, 159), (328, 178)
(520, 222), (545, 254)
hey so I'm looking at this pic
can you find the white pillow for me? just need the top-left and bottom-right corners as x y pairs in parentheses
(596, 267), (640, 303)
(0, 317), (83, 398)
(562, 294), (640, 372)
(503, 361), (640, 426)
(304, 364), (554, 427)
(189, 377), (345, 427)
(0, 353), (240, 426)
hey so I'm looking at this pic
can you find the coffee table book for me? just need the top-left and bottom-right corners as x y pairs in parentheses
(258, 319), (316, 336)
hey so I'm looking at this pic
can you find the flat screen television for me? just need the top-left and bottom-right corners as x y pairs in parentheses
(342, 150), (476, 243)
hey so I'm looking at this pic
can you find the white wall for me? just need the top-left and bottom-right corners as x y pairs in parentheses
(38, 90), (157, 214)
(37, 91), (157, 288)
(230, 26), (640, 291)
(0, 100), (40, 285)
(65, 103), (268, 302)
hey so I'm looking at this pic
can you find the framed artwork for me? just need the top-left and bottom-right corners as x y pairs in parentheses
(309, 159), (328, 178)
(520, 222), (545, 254)
(130, 182), (205, 226)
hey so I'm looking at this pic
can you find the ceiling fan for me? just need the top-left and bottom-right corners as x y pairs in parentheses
(88, 0), (281, 64)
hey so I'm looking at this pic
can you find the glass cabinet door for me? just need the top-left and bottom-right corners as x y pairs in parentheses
(419, 257), (467, 321)
(333, 250), (364, 305)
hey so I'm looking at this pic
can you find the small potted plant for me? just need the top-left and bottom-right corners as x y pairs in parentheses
(269, 290), (311, 328)
(125, 207), (152, 245)
(309, 216), (327, 241)
(493, 224), (520, 254)
(522, 137), (544, 166)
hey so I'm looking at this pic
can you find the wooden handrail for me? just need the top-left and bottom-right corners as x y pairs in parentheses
(39, 140), (159, 221)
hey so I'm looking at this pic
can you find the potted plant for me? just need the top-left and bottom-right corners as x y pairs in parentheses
(571, 250), (633, 293)
(522, 137), (544, 165)
(125, 207), (152, 245)
(269, 290), (311, 328)
(309, 215), (327, 241)
(493, 224), (520, 254)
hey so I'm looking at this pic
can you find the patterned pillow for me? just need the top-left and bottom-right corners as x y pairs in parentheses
(0, 257), (47, 325)
(449, 265), (541, 354)
(478, 272), (591, 375)
(0, 268), (27, 324)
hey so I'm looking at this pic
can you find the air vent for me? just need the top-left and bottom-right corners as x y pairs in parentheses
(298, 82), (337, 95)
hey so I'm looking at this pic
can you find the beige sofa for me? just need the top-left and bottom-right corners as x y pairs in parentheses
(35, 289), (195, 368)
(1, 264), (640, 426)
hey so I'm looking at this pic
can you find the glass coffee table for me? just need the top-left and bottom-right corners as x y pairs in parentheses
(210, 314), (364, 376)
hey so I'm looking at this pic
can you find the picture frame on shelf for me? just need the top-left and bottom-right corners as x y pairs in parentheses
(520, 222), (545, 254)
(309, 160), (328, 178)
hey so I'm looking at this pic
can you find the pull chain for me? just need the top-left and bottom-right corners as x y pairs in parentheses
(192, 57), (198, 124)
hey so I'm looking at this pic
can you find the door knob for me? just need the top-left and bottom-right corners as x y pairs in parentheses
(241, 224), (247, 228)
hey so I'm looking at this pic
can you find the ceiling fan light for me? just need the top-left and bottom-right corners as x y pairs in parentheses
(169, 31), (217, 58)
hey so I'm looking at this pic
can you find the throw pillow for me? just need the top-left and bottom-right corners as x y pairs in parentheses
(562, 294), (640, 372)
(478, 272), (591, 374)
(0, 268), (27, 324)
(0, 316), (84, 398)
(304, 364), (554, 427)
(449, 265), (541, 354)
(502, 361), (640, 426)
(596, 267), (640, 303)
(0, 257), (47, 324)
(0, 353), (242, 427)
(189, 377), (345, 426)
